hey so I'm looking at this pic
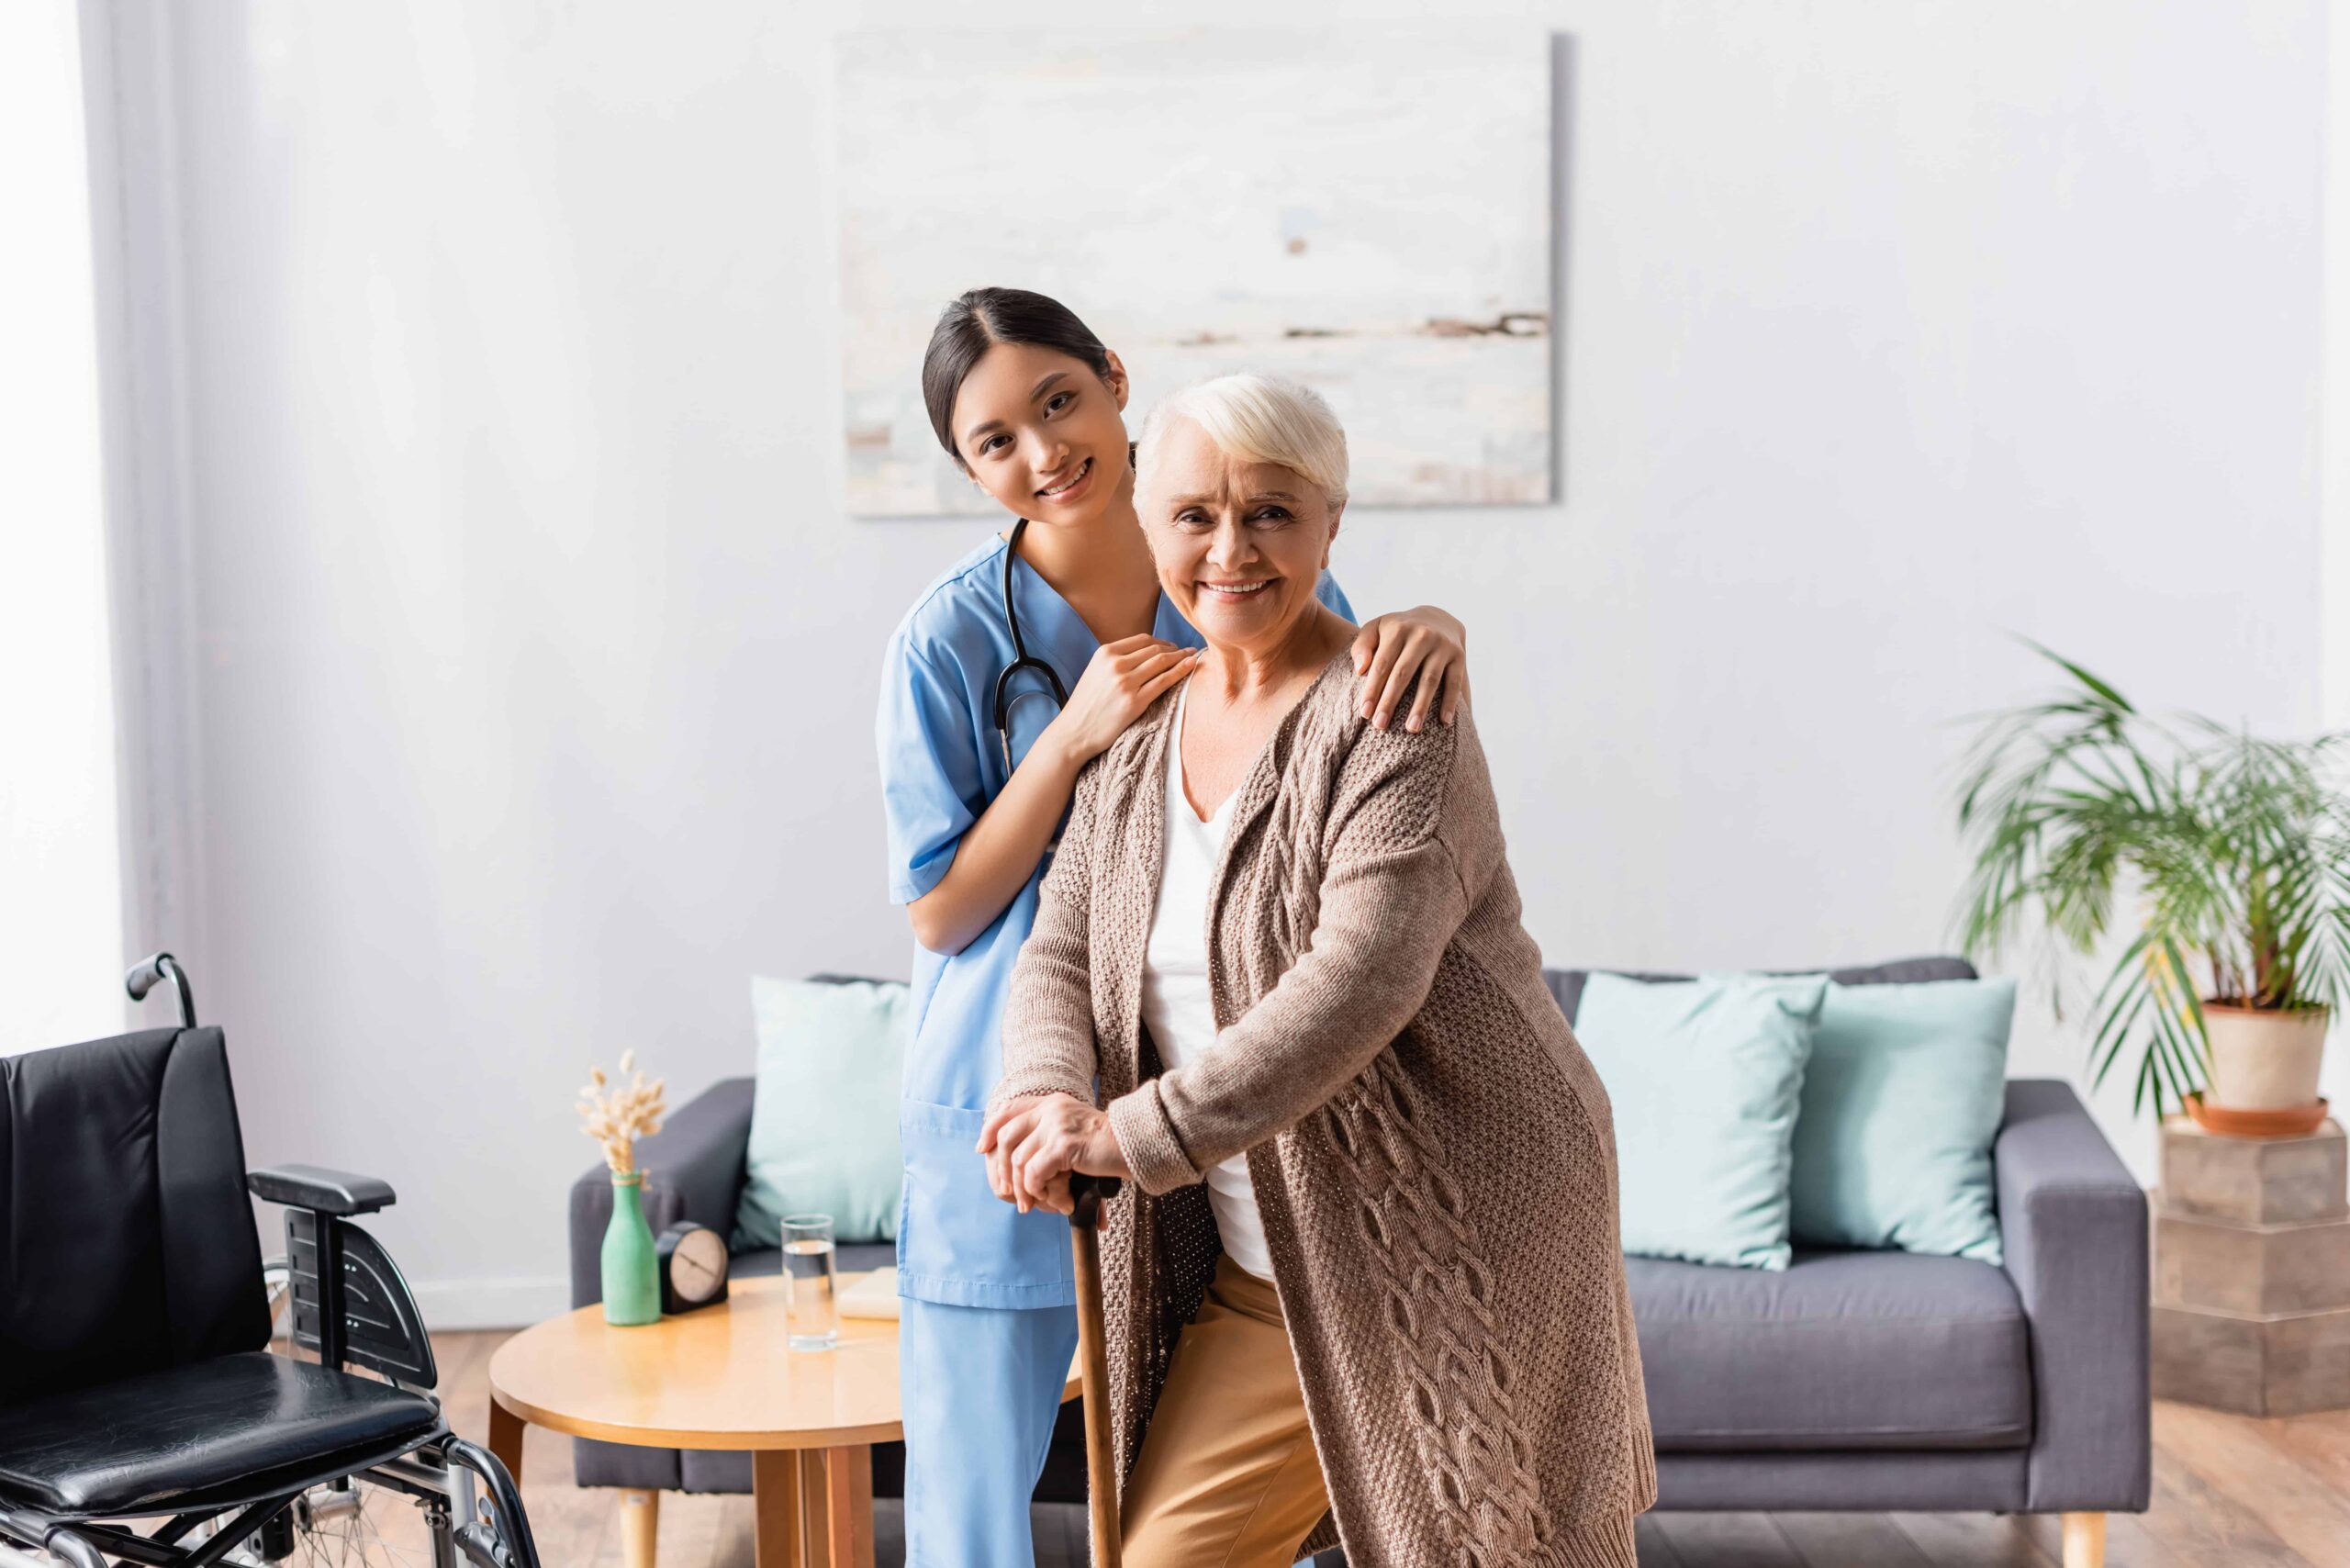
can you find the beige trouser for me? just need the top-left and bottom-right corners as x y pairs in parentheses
(1119, 1254), (1333, 1568)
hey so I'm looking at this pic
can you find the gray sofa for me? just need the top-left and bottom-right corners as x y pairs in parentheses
(567, 958), (2150, 1566)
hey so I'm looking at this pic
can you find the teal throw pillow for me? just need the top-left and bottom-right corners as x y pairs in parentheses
(1788, 978), (2014, 1264)
(1574, 972), (1826, 1271)
(734, 976), (908, 1249)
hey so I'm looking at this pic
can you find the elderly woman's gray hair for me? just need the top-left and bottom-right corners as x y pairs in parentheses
(1133, 373), (1350, 510)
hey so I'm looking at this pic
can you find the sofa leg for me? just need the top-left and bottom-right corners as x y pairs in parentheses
(2062, 1511), (2105, 1568)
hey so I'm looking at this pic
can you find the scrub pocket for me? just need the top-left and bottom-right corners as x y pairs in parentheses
(897, 1099), (1078, 1308)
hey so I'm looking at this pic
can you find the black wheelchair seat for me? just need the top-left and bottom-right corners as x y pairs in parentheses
(0, 1350), (442, 1517)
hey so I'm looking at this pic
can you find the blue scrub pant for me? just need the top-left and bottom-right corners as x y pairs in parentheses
(901, 1296), (1081, 1568)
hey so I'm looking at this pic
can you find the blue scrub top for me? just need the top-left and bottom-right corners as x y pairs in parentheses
(878, 532), (1354, 1307)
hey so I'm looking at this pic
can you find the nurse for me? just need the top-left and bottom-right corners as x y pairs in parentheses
(877, 287), (1471, 1568)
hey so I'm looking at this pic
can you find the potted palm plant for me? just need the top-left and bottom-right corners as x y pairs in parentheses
(1955, 644), (2347, 1128)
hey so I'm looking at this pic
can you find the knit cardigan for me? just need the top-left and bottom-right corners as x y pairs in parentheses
(993, 649), (1656, 1568)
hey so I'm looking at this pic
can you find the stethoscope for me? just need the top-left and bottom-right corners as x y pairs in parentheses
(993, 514), (1070, 777)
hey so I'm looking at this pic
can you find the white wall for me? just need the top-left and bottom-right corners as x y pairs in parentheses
(3, 2), (123, 1055)
(95, 0), (2332, 1324)
(2329, 0), (2350, 738)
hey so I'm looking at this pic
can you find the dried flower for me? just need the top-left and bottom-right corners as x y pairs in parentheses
(577, 1050), (667, 1175)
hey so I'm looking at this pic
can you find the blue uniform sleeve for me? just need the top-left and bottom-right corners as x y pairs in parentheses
(877, 631), (986, 906)
(1316, 569), (1359, 624)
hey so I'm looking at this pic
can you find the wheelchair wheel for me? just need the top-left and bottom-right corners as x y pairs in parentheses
(192, 1478), (439, 1567)
(231, 1266), (429, 1560)
(192, 1445), (536, 1568)
(219, 1260), (540, 1567)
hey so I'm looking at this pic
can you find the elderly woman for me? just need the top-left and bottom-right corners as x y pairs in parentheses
(976, 375), (1654, 1568)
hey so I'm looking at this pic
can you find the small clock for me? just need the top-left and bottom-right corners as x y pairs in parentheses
(655, 1222), (730, 1314)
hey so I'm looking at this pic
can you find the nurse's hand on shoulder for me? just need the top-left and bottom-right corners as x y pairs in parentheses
(977, 1092), (1133, 1215)
(1040, 634), (1199, 768)
(1351, 605), (1471, 734)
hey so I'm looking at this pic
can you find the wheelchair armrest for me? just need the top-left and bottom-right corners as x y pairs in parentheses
(249, 1163), (397, 1216)
(246, 1166), (433, 1383)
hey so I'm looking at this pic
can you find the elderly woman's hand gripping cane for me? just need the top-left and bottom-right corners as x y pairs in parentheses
(977, 1091), (1130, 1215)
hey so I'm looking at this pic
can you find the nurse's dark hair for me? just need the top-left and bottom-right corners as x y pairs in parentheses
(922, 287), (1114, 465)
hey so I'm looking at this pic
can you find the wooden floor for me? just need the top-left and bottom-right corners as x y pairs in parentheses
(421, 1328), (2350, 1568)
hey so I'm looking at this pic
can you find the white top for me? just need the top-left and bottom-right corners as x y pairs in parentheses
(1137, 681), (1274, 1281)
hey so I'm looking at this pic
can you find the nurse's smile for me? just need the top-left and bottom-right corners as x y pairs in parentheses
(1035, 456), (1093, 505)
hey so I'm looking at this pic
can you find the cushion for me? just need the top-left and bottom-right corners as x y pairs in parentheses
(1, 1028), (273, 1408)
(0, 1350), (442, 1514)
(1628, 1247), (2031, 1450)
(734, 977), (908, 1249)
(1543, 955), (1978, 1025)
(1789, 979), (2015, 1263)
(1574, 972), (1826, 1271)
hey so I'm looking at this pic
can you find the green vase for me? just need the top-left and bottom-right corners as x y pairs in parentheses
(601, 1172), (661, 1326)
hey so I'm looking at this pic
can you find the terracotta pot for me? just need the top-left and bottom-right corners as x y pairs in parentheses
(2201, 1002), (2330, 1111)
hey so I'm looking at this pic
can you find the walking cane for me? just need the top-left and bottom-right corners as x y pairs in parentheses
(1068, 1172), (1124, 1568)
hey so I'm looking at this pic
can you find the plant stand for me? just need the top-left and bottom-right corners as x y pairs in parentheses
(2150, 1114), (2350, 1415)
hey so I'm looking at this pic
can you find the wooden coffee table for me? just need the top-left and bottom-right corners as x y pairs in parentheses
(487, 1271), (1082, 1568)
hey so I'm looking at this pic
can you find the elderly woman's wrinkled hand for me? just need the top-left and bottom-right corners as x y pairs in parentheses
(976, 1092), (1131, 1215)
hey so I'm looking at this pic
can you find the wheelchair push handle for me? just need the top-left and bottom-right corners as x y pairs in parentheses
(126, 952), (197, 1029)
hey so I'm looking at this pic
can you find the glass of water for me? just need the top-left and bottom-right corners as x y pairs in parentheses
(782, 1214), (839, 1351)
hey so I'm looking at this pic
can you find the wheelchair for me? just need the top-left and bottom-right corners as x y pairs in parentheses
(0, 956), (543, 1568)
